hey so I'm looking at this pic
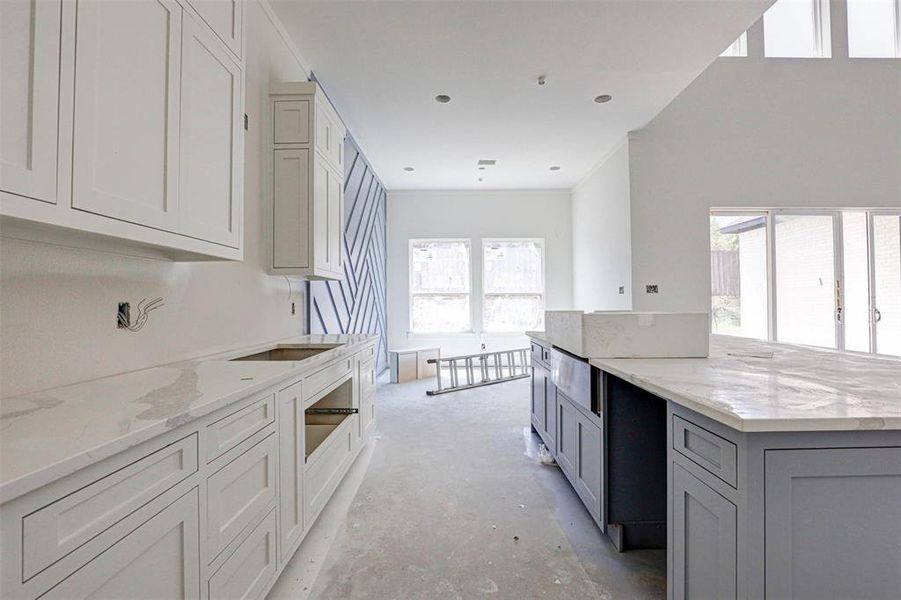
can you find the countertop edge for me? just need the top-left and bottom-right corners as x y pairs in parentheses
(0, 335), (378, 504)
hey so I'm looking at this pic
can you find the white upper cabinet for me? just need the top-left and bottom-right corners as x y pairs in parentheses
(179, 13), (243, 248)
(0, 0), (62, 204)
(270, 82), (347, 280)
(0, 0), (245, 261)
(72, 0), (182, 231)
(188, 0), (243, 59)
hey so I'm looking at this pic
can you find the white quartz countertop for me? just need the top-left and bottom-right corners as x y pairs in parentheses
(0, 334), (377, 503)
(586, 335), (901, 433)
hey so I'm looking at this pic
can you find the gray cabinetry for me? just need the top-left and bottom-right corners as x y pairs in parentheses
(530, 362), (546, 433)
(557, 396), (578, 478)
(764, 447), (901, 600)
(672, 463), (737, 600)
(575, 413), (602, 522)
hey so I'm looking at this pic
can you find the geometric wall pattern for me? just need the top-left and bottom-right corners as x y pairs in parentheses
(308, 134), (389, 373)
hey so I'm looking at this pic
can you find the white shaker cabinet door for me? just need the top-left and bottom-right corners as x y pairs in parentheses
(71, 0), (182, 231)
(179, 13), (242, 248)
(0, 0), (61, 203)
(312, 160), (330, 271)
(41, 488), (201, 600)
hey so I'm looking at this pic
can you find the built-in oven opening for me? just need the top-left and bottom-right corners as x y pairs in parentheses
(305, 377), (355, 461)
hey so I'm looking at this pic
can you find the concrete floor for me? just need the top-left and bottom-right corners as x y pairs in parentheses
(270, 376), (666, 599)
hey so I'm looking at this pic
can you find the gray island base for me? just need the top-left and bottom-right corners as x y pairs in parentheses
(528, 333), (901, 600)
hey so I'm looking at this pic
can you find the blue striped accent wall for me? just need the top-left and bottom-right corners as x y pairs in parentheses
(308, 135), (388, 373)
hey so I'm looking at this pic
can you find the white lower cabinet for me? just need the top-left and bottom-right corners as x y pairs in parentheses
(208, 508), (277, 600)
(0, 344), (377, 600)
(206, 433), (277, 561)
(277, 379), (305, 560)
(41, 488), (201, 600)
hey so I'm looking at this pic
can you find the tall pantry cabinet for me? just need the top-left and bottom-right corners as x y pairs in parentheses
(0, 0), (245, 260)
(270, 82), (347, 280)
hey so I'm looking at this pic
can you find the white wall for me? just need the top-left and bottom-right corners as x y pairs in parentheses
(628, 15), (901, 313)
(386, 189), (572, 356)
(0, 1), (312, 397)
(571, 139), (632, 311)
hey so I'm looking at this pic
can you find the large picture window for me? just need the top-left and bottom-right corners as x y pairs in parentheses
(409, 239), (471, 333)
(482, 239), (545, 332)
(710, 210), (901, 356)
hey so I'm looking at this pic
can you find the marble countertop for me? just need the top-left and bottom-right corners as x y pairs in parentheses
(0, 334), (377, 503)
(527, 331), (901, 433)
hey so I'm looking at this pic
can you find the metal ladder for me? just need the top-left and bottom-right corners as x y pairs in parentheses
(426, 348), (531, 395)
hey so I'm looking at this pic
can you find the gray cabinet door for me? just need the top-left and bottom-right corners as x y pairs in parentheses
(672, 463), (737, 600)
(576, 414), (602, 521)
(557, 397), (578, 478)
(544, 380), (557, 451)
(765, 447), (901, 600)
(531, 362), (546, 431)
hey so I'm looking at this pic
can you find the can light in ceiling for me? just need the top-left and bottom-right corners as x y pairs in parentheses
(594, 94), (613, 104)
(404, 166), (415, 172)
(549, 166), (561, 171)
(435, 94), (451, 103)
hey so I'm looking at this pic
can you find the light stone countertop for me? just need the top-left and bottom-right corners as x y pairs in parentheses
(527, 332), (901, 433)
(0, 334), (378, 503)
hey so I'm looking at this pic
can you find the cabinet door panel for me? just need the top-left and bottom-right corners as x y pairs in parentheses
(1, 0), (60, 203)
(544, 380), (557, 449)
(189, 0), (242, 58)
(312, 161), (329, 270)
(277, 380), (304, 560)
(72, 0), (181, 230)
(179, 15), (242, 247)
(576, 415), (602, 520)
(273, 149), (310, 269)
(765, 447), (901, 600)
(672, 464), (736, 600)
(530, 365), (545, 430)
(557, 397), (578, 478)
(42, 488), (200, 600)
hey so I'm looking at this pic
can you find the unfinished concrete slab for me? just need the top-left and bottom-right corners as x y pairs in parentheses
(270, 377), (665, 599)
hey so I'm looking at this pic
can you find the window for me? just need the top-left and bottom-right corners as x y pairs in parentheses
(720, 32), (748, 57)
(482, 239), (545, 332)
(710, 214), (768, 339)
(710, 210), (901, 356)
(764, 0), (831, 58)
(847, 0), (901, 58)
(409, 239), (471, 333)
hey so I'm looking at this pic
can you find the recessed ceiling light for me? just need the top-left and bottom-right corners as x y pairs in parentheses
(404, 166), (415, 172)
(549, 166), (561, 171)
(477, 159), (496, 166)
(594, 94), (613, 104)
(435, 94), (451, 103)
(478, 167), (485, 171)
(478, 178), (484, 182)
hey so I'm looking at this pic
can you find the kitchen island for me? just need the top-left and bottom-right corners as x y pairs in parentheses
(528, 333), (901, 600)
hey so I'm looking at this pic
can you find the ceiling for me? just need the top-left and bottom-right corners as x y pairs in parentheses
(271, 1), (772, 190)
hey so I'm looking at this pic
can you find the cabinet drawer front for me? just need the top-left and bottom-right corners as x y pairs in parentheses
(206, 394), (275, 462)
(530, 342), (543, 366)
(273, 100), (310, 144)
(673, 416), (737, 488)
(41, 487), (201, 600)
(416, 349), (438, 379)
(209, 507), (277, 600)
(207, 433), (277, 560)
(361, 344), (376, 362)
(22, 434), (198, 581)
(305, 418), (354, 526)
(304, 357), (353, 402)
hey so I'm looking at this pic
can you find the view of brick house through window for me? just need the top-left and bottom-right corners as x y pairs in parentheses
(710, 211), (901, 356)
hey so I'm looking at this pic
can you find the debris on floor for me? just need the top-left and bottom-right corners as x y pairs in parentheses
(537, 443), (557, 466)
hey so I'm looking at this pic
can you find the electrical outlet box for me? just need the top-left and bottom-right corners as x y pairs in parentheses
(117, 302), (130, 328)
(618, 286), (625, 295)
(645, 284), (659, 294)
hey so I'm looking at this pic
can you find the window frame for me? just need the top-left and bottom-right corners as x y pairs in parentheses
(720, 32), (748, 57)
(480, 238), (546, 334)
(763, 0), (832, 58)
(709, 208), (901, 356)
(846, 0), (901, 58)
(408, 238), (473, 334)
